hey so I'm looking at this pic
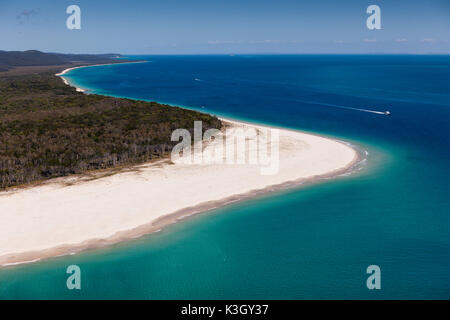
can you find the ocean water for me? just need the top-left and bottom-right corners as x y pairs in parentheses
(1, 55), (449, 299)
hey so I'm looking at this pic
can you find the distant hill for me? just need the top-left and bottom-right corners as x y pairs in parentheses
(0, 50), (123, 71)
(0, 50), (67, 67)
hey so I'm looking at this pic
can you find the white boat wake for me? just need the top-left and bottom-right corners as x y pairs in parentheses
(298, 100), (390, 115)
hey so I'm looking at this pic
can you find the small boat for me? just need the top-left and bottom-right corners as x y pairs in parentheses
(384, 111), (391, 115)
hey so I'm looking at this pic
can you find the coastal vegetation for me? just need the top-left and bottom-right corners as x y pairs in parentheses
(0, 72), (221, 188)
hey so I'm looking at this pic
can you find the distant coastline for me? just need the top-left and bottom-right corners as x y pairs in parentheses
(55, 60), (148, 92)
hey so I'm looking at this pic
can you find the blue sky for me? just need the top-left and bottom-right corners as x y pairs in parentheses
(1, 0), (449, 54)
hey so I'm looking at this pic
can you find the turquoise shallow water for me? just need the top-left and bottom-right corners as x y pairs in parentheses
(1, 55), (449, 299)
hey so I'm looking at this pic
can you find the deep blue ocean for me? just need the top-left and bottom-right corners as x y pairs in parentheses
(1, 55), (449, 299)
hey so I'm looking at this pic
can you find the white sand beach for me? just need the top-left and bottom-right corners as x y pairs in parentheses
(55, 61), (146, 77)
(0, 117), (358, 266)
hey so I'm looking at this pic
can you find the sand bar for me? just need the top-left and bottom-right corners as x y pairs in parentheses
(0, 118), (359, 266)
(0, 64), (360, 266)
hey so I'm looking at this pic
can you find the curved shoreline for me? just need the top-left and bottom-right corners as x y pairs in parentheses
(0, 152), (361, 268)
(55, 60), (148, 92)
(0, 64), (363, 267)
(55, 60), (148, 77)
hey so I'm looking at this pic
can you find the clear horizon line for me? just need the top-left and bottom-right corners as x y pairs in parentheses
(118, 52), (450, 56)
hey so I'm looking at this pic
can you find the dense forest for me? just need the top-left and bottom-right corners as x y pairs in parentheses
(0, 72), (221, 188)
